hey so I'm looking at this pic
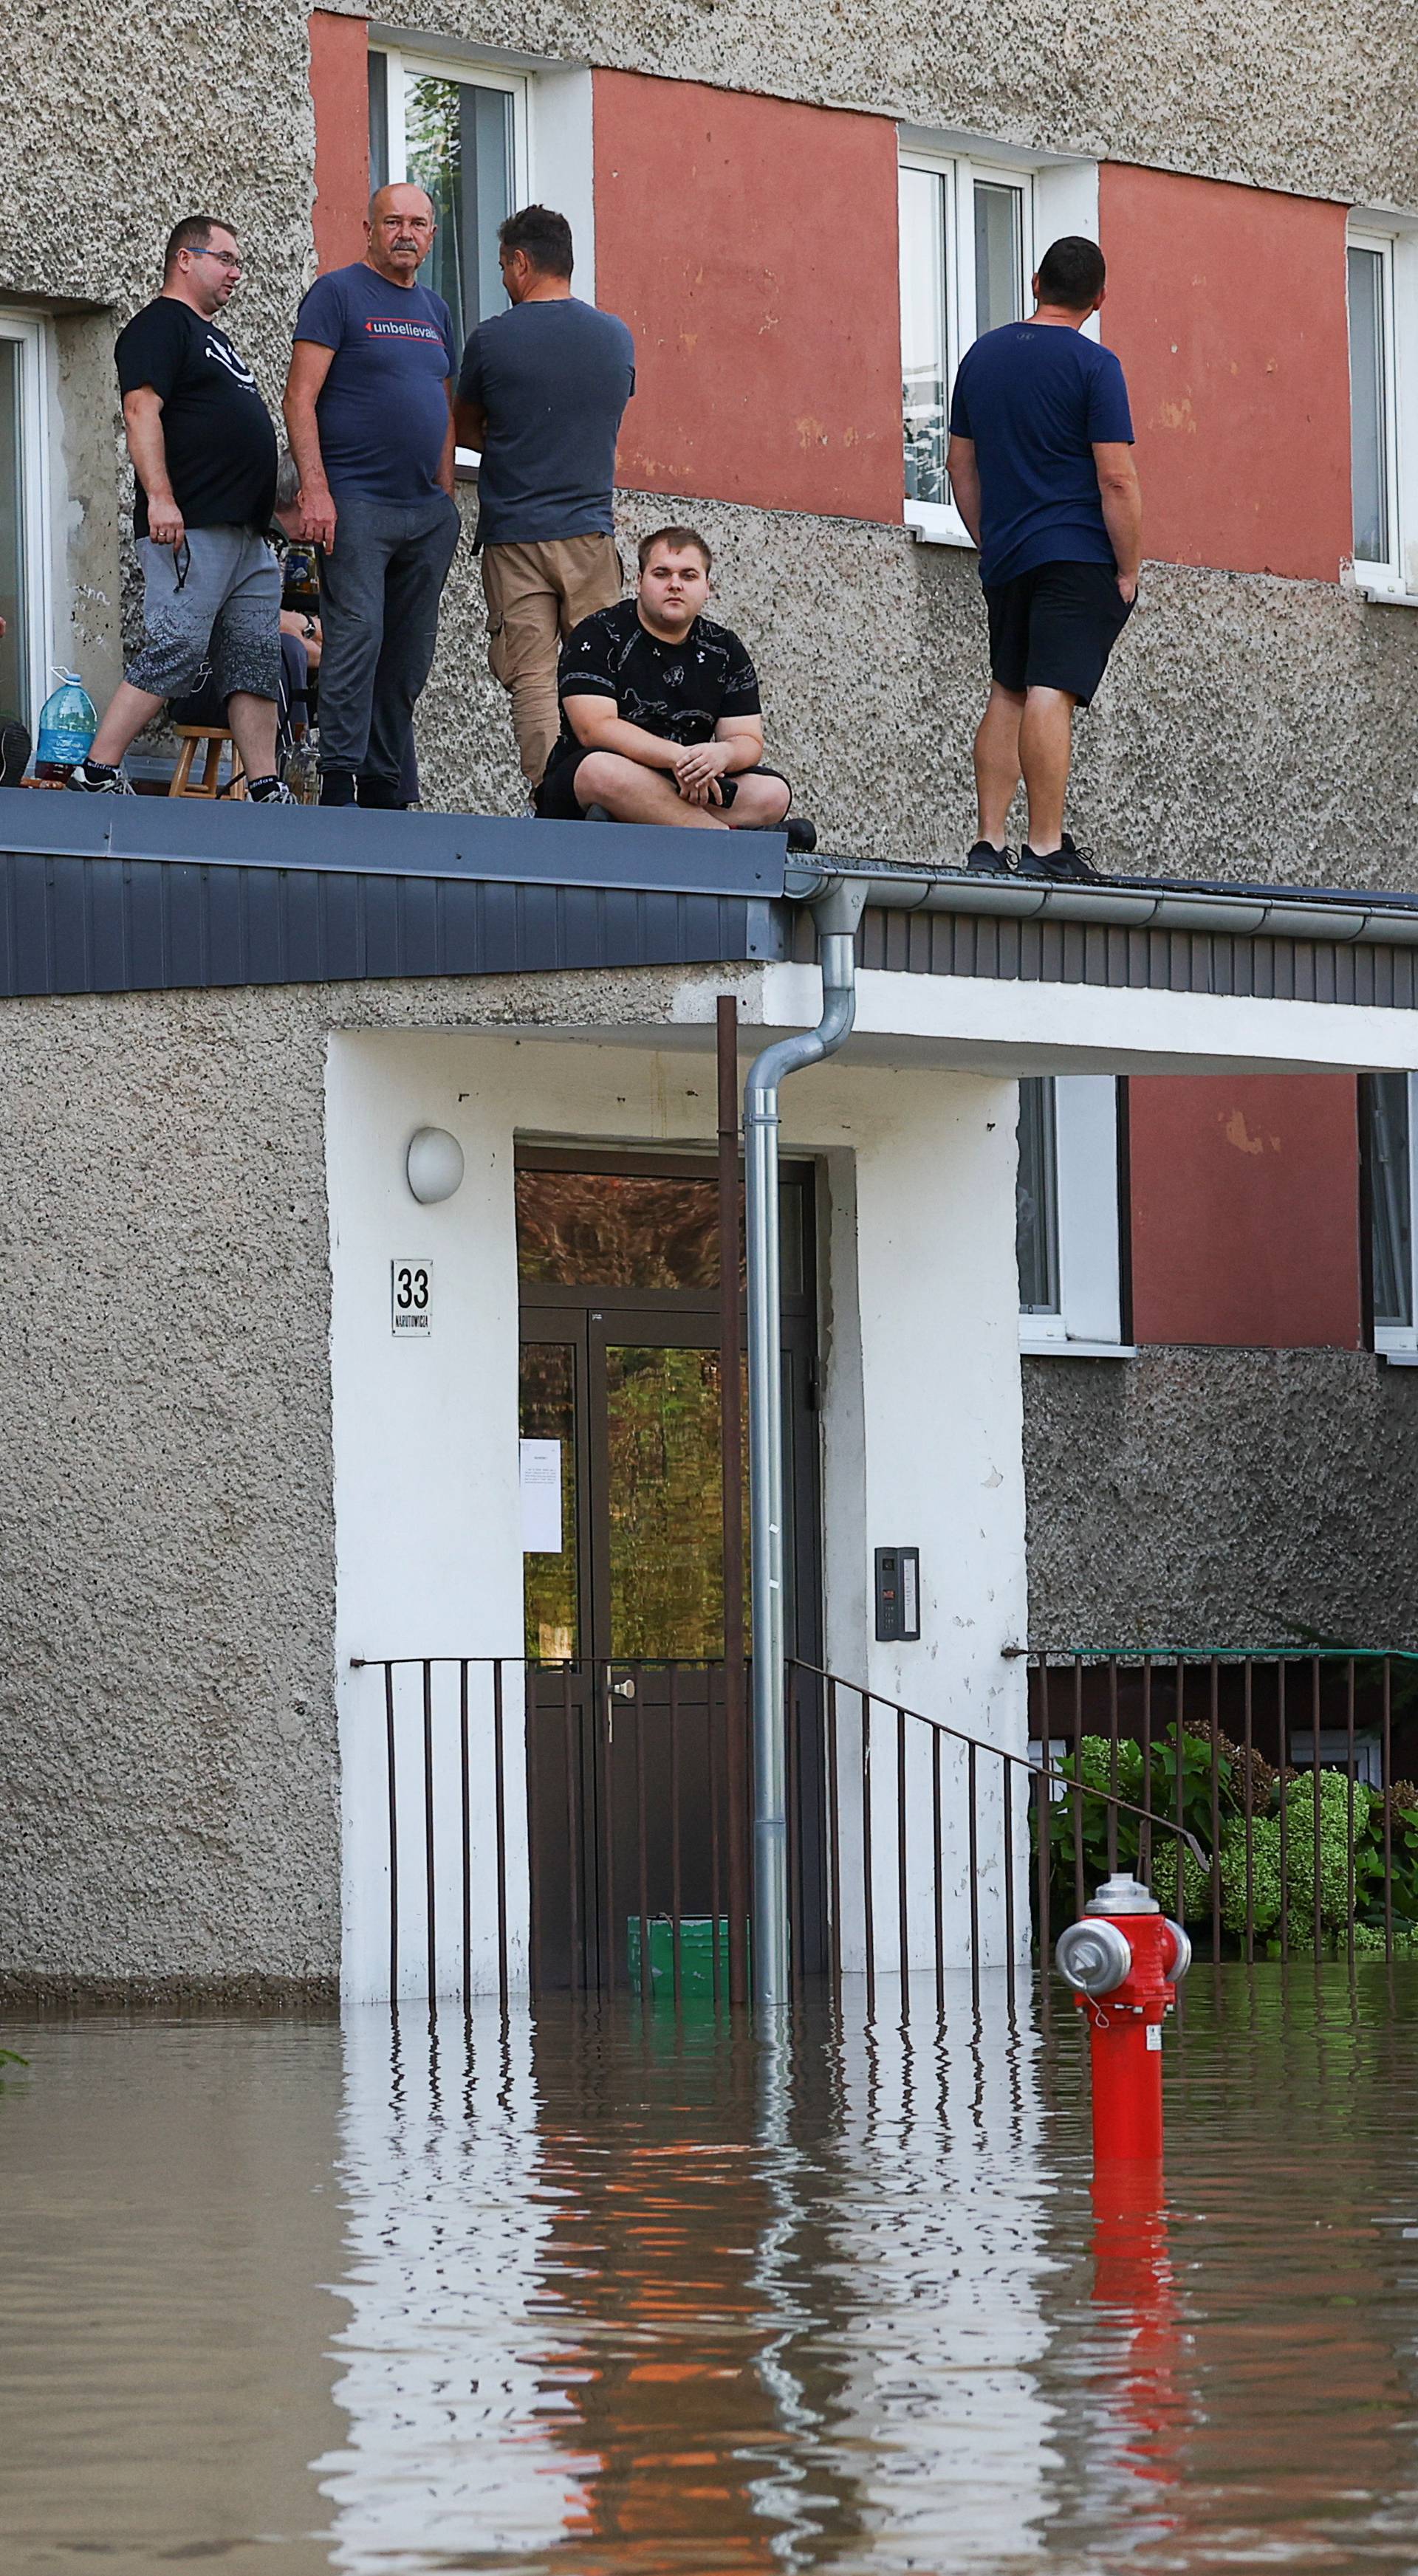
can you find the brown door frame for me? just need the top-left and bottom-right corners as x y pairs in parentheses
(517, 1149), (824, 1989)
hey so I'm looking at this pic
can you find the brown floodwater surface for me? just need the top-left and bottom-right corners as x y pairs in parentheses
(3, 1968), (1418, 2571)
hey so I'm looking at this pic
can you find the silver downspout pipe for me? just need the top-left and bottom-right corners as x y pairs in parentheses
(744, 879), (867, 2007)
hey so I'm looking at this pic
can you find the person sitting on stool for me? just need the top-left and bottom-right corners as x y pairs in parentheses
(535, 526), (814, 847)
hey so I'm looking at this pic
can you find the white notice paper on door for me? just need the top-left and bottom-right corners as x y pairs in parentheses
(520, 1439), (563, 1554)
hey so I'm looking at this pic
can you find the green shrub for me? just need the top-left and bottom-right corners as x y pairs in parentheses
(1032, 1724), (1400, 1950)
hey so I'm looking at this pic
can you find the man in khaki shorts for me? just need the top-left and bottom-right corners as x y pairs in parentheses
(454, 205), (635, 791)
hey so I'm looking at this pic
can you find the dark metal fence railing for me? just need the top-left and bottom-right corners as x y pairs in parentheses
(1022, 1649), (1418, 1965)
(791, 1659), (1202, 2024)
(352, 1656), (753, 2005)
(353, 1647), (1415, 2006)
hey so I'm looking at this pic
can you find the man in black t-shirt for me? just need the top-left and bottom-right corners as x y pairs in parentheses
(68, 213), (291, 802)
(535, 526), (811, 842)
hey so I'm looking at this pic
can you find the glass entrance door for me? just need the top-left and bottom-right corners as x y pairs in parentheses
(517, 1154), (821, 1990)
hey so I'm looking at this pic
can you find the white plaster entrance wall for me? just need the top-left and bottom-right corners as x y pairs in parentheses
(326, 1029), (1030, 2003)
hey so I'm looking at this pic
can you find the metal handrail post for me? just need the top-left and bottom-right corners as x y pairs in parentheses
(744, 880), (866, 2007)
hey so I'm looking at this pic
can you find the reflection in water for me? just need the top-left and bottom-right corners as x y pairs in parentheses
(7, 1974), (1418, 2569)
(319, 1977), (1055, 2571)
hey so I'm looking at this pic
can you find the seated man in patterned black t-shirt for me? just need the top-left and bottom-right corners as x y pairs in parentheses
(535, 525), (812, 844)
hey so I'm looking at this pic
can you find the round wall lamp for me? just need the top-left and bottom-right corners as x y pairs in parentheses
(405, 1126), (465, 1205)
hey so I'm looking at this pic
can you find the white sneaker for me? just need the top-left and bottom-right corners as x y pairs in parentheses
(66, 760), (134, 794)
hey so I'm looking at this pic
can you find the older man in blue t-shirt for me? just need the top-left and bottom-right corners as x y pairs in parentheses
(947, 235), (1142, 881)
(283, 183), (462, 807)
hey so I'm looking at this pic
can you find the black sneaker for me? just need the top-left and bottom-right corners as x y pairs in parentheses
(319, 769), (357, 808)
(784, 814), (817, 854)
(965, 839), (1013, 874)
(1017, 834), (1100, 882)
(246, 775), (297, 806)
(66, 758), (134, 794)
(0, 719), (30, 786)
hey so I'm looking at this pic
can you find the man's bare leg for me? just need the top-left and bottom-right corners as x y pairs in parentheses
(1018, 685), (1077, 855)
(227, 690), (280, 783)
(88, 681), (165, 768)
(973, 681), (1025, 848)
(575, 749), (730, 831)
(724, 773), (791, 830)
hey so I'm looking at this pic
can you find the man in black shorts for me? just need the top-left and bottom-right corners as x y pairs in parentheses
(947, 236), (1142, 880)
(535, 526), (812, 844)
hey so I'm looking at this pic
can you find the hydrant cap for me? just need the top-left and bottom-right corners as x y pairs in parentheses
(1055, 1915), (1133, 1996)
(1084, 1869), (1160, 1916)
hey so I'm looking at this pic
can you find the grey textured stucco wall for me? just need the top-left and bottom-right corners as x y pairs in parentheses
(1023, 1347), (1418, 1651)
(322, 0), (1418, 209)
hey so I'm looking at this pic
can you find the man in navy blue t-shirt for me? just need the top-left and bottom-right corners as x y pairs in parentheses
(283, 183), (462, 806)
(947, 235), (1141, 880)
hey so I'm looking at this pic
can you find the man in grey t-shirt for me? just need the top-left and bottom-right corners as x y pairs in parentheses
(454, 205), (635, 789)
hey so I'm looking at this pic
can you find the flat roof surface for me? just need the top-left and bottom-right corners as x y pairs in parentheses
(1, 790), (1414, 1008)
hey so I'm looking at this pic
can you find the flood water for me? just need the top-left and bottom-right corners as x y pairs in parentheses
(4, 1968), (1418, 2572)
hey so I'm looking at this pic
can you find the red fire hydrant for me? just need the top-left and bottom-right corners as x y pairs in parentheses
(1056, 1873), (1191, 2164)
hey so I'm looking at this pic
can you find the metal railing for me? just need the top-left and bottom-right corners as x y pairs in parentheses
(792, 1659), (1202, 2024)
(353, 1652), (1202, 2010)
(353, 1656), (754, 2007)
(1022, 1649), (1418, 1965)
(352, 1646), (1416, 2006)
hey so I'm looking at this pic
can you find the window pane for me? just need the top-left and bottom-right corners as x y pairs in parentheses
(403, 74), (514, 344)
(1017, 1077), (1060, 1314)
(606, 1346), (730, 1660)
(1369, 1071), (1413, 1328)
(1349, 245), (1390, 566)
(367, 51), (388, 191)
(0, 340), (28, 727)
(900, 165), (948, 506)
(974, 181), (1024, 335)
(516, 1168), (806, 1296)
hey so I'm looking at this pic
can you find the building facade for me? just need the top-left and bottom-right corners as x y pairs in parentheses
(1, 1), (1417, 1991)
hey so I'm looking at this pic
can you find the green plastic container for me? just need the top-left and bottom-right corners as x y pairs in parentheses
(626, 1914), (745, 1997)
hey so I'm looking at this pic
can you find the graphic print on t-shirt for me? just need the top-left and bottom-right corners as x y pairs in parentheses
(363, 316), (448, 345)
(549, 598), (762, 769)
(202, 333), (258, 388)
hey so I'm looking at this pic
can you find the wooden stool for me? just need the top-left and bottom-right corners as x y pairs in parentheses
(169, 727), (246, 799)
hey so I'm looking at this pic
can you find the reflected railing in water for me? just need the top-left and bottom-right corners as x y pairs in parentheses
(316, 1978), (1053, 2572)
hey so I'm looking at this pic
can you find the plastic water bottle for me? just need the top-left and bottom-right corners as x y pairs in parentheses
(35, 671), (97, 780)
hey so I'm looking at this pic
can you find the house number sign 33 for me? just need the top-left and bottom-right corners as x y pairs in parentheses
(391, 1260), (433, 1337)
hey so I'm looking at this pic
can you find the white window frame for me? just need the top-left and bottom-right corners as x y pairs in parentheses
(1018, 1074), (1134, 1358)
(371, 41), (529, 475)
(368, 41), (597, 470)
(897, 139), (1100, 550)
(0, 309), (54, 736)
(372, 43), (532, 227)
(1374, 1069), (1418, 1358)
(1346, 213), (1418, 606)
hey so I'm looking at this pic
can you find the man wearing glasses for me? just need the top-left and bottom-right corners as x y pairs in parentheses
(69, 215), (290, 800)
(283, 183), (460, 808)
